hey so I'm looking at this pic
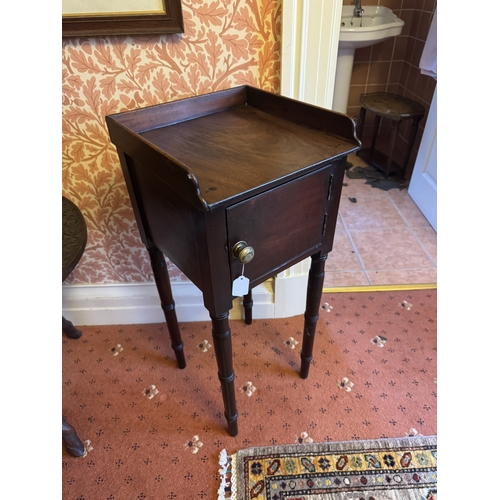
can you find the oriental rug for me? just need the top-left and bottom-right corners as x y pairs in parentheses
(219, 435), (437, 500)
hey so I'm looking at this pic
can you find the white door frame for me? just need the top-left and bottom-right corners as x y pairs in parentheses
(281, 0), (342, 109)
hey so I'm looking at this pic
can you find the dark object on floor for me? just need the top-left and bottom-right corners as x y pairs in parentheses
(348, 197), (357, 203)
(356, 92), (425, 179)
(346, 164), (407, 191)
(62, 417), (85, 457)
(62, 316), (82, 339)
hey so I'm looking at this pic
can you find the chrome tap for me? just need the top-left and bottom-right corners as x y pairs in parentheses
(353, 0), (364, 17)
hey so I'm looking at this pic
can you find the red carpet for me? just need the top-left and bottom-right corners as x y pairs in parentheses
(62, 289), (437, 499)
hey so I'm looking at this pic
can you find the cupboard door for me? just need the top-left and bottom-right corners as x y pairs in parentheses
(226, 164), (334, 285)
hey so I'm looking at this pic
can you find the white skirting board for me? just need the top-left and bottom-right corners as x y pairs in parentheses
(62, 260), (311, 326)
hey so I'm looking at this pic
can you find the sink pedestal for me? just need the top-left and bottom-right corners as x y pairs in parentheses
(332, 47), (356, 114)
(332, 6), (404, 115)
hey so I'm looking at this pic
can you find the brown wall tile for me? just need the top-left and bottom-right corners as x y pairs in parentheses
(368, 61), (391, 84)
(386, 83), (401, 95)
(399, 61), (412, 88)
(411, 39), (425, 67)
(423, 0), (436, 12)
(402, 0), (417, 8)
(388, 61), (403, 83)
(380, 0), (404, 10)
(348, 85), (367, 108)
(422, 78), (437, 104)
(406, 65), (421, 94)
(393, 36), (408, 60)
(404, 37), (416, 65)
(365, 84), (389, 94)
(409, 10), (421, 37)
(417, 11), (433, 41)
(414, 73), (430, 98)
(351, 63), (370, 85)
(354, 46), (373, 63)
(399, 9), (414, 36)
(371, 38), (396, 61)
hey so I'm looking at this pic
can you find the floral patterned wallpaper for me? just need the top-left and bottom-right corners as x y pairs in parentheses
(62, 0), (281, 285)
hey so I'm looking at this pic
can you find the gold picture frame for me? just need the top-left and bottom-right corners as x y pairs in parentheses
(62, 0), (184, 37)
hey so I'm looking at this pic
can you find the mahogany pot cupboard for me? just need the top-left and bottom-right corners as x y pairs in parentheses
(106, 86), (360, 436)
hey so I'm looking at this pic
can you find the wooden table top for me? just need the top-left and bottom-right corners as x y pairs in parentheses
(106, 86), (360, 211)
(141, 105), (356, 206)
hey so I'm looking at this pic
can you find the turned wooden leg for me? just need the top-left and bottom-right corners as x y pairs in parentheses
(300, 252), (327, 379)
(62, 316), (82, 339)
(148, 246), (186, 369)
(210, 312), (238, 436)
(243, 290), (253, 325)
(62, 416), (85, 457)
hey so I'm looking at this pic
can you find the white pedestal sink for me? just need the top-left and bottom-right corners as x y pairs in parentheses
(332, 6), (404, 114)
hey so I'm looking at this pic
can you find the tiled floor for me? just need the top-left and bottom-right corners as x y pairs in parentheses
(325, 154), (437, 288)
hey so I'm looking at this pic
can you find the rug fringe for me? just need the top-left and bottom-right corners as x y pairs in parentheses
(217, 449), (229, 500)
(218, 449), (238, 500)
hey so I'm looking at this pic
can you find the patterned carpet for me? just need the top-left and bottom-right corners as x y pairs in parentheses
(62, 289), (437, 499)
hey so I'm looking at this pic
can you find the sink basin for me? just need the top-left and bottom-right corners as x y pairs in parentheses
(332, 6), (405, 114)
(339, 6), (404, 50)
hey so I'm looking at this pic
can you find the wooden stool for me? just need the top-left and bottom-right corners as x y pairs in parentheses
(62, 196), (87, 457)
(62, 196), (87, 338)
(356, 92), (425, 178)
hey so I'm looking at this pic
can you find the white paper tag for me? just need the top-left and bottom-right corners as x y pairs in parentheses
(232, 275), (249, 297)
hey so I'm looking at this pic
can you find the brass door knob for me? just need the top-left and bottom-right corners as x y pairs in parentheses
(232, 241), (255, 264)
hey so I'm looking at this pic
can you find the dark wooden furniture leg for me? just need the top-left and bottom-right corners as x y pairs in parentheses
(62, 416), (85, 457)
(210, 312), (238, 436)
(403, 117), (421, 175)
(371, 114), (381, 151)
(386, 120), (400, 178)
(356, 107), (366, 145)
(62, 316), (82, 339)
(300, 252), (327, 379)
(243, 290), (253, 325)
(148, 246), (186, 369)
